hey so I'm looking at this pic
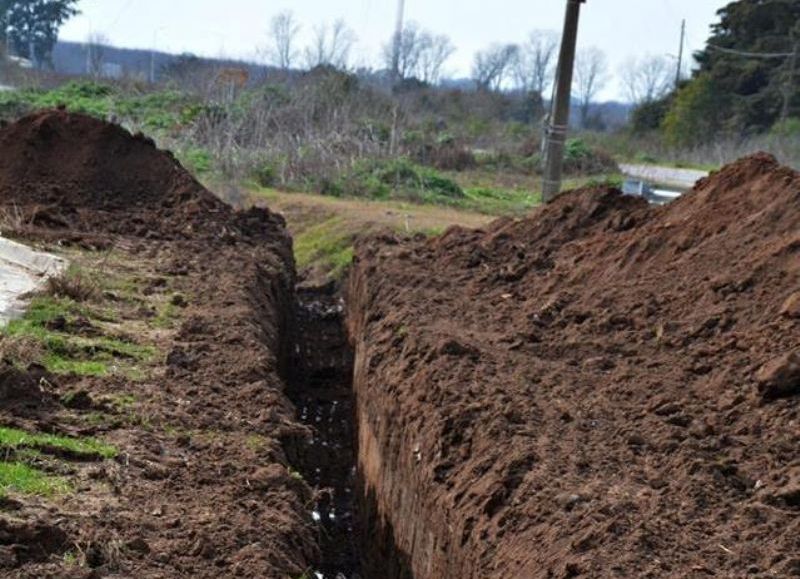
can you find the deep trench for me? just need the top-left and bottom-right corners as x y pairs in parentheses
(287, 285), (363, 578)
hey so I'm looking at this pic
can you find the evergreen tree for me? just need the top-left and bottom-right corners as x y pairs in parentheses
(671, 0), (800, 140)
(1, 0), (79, 68)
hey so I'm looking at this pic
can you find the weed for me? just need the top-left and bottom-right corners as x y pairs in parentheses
(245, 434), (270, 452)
(44, 266), (99, 302)
(63, 551), (81, 567)
(288, 468), (304, 482)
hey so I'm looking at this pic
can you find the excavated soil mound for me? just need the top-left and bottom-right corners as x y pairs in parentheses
(348, 153), (800, 578)
(0, 112), (317, 577)
(0, 109), (269, 242)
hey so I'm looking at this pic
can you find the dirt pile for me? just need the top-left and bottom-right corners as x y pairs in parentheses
(0, 109), (269, 242)
(0, 112), (318, 577)
(347, 153), (800, 578)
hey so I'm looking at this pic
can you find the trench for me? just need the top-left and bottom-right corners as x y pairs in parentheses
(286, 284), (363, 578)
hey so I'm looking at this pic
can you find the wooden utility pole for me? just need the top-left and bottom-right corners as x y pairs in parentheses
(675, 19), (686, 89)
(542, 0), (586, 203)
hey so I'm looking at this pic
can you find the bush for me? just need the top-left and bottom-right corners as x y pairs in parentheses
(180, 148), (213, 174)
(562, 138), (619, 175)
(770, 117), (800, 137)
(254, 163), (277, 187)
(662, 74), (721, 148)
(338, 158), (464, 202)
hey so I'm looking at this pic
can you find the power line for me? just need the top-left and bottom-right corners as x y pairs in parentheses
(707, 43), (794, 59)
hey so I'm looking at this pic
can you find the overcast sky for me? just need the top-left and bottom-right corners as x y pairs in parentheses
(59, 0), (728, 101)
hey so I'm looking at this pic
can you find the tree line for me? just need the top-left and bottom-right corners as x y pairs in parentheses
(632, 0), (800, 147)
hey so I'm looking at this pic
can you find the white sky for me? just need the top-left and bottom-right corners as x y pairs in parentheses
(60, 0), (727, 101)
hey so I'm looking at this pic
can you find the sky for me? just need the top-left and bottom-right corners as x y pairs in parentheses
(59, 0), (728, 101)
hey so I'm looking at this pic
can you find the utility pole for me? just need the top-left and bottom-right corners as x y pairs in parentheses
(542, 0), (586, 203)
(391, 0), (406, 83)
(675, 19), (686, 89)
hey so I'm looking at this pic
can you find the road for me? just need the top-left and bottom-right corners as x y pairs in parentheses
(620, 163), (711, 190)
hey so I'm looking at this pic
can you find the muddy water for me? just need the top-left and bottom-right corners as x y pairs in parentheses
(288, 287), (362, 578)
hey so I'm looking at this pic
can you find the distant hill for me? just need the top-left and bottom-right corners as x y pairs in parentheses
(49, 40), (630, 128)
(51, 40), (273, 82)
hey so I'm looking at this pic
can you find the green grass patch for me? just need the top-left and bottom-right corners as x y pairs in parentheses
(2, 295), (154, 377)
(0, 426), (118, 459)
(0, 462), (70, 498)
(463, 187), (540, 215)
(294, 216), (355, 279)
(152, 300), (179, 329)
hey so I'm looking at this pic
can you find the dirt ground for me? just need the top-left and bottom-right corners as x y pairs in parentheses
(347, 153), (800, 578)
(0, 111), (317, 578)
(1, 109), (798, 579)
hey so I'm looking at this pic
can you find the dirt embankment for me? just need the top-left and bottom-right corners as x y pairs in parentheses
(0, 111), (317, 577)
(347, 153), (800, 578)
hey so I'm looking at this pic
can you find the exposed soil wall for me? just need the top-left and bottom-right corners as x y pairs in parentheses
(347, 154), (800, 578)
(0, 111), (318, 577)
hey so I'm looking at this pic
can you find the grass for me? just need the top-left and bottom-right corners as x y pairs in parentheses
(0, 462), (70, 498)
(293, 216), (356, 279)
(249, 185), (494, 282)
(0, 426), (118, 459)
(2, 295), (154, 377)
(152, 300), (179, 329)
(462, 186), (540, 214)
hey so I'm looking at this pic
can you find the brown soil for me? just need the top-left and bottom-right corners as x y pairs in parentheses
(347, 153), (800, 578)
(2, 107), (798, 579)
(0, 111), (318, 577)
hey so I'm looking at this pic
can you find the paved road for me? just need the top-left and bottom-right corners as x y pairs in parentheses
(620, 164), (711, 190)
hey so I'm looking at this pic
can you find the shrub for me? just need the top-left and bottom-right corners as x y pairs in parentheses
(254, 163), (277, 187)
(770, 117), (800, 137)
(181, 148), (213, 174)
(562, 138), (619, 175)
(337, 158), (464, 202)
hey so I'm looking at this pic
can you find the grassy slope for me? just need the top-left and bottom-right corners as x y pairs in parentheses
(249, 187), (496, 284)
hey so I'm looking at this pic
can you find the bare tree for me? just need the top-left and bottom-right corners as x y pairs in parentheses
(381, 22), (422, 80)
(268, 10), (300, 70)
(574, 46), (608, 127)
(473, 43), (519, 91)
(620, 54), (671, 105)
(416, 33), (454, 85)
(513, 30), (558, 96)
(86, 32), (110, 77)
(304, 19), (356, 70)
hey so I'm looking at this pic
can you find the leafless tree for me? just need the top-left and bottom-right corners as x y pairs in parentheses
(574, 46), (608, 127)
(513, 30), (559, 96)
(86, 32), (110, 77)
(304, 19), (357, 70)
(473, 43), (519, 91)
(620, 54), (672, 104)
(267, 10), (300, 70)
(416, 33), (454, 85)
(381, 22), (422, 80)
